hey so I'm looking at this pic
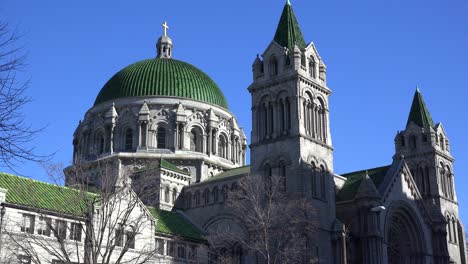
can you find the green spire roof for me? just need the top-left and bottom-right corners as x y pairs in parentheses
(406, 88), (434, 128)
(273, 1), (307, 50)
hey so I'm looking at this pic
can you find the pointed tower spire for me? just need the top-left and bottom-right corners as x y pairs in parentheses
(273, 2), (307, 50)
(406, 88), (435, 128)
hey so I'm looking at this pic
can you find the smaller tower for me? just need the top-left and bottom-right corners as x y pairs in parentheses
(156, 21), (173, 59)
(394, 88), (466, 263)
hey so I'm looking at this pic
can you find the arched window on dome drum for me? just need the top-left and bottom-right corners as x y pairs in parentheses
(172, 188), (177, 203)
(95, 131), (105, 154)
(218, 134), (227, 159)
(164, 186), (170, 203)
(125, 128), (133, 151)
(190, 128), (203, 152)
(309, 57), (316, 78)
(157, 127), (166, 149)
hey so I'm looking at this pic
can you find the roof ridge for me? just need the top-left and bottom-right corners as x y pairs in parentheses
(0, 172), (97, 196)
(340, 165), (391, 177)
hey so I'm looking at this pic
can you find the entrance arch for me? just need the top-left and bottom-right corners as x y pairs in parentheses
(385, 201), (426, 264)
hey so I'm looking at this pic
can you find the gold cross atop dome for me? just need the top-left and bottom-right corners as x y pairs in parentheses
(162, 21), (169, 36)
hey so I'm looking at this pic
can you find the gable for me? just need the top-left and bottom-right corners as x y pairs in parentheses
(336, 165), (391, 202)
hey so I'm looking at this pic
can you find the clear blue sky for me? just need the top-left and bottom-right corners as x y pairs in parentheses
(2, 0), (468, 221)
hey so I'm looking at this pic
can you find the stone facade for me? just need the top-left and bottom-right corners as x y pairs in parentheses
(0, 2), (466, 264)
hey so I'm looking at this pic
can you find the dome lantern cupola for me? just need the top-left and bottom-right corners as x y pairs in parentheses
(156, 21), (173, 59)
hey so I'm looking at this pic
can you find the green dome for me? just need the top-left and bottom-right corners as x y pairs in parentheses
(94, 58), (228, 109)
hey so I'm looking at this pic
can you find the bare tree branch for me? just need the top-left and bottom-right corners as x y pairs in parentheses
(0, 21), (50, 171)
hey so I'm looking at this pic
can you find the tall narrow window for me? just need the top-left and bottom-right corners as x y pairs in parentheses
(320, 166), (327, 200)
(195, 191), (201, 206)
(218, 134), (227, 158)
(126, 229), (136, 249)
(311, 164), (317, 197)
(410, 135), (417, 149)
(440, 135), (445, 150)
(125, 128), (133, 150)
(213, 187), (219, 202)
(309, 57), (316, 78)
(164, 187), (170, 203)
(96, 132), (105, 154)
(172, 188), (178, 203)
(185, 193), (192, 209)
(268, 103), (274, 136)
(285, 98), (291, 130)
(190, 128), (202, 152)
(269, 56), (278, 76)
(157, 127), (166, 149)
(115, 224), (124, 247)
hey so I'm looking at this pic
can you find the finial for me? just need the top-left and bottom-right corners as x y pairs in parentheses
(365, 170), (369, 177)
(416, 85), (421, 93)
(162, 21), (169, 36)
(287, 0), (291, 6)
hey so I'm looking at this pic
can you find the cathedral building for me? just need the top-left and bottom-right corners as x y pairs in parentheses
(0, 1), (466, 263)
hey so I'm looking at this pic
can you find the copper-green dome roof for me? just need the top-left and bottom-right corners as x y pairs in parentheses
(94, 58), (228, 109)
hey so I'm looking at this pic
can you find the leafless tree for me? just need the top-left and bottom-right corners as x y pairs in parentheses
(2, 160), (162, 264)
(206, 174), (319, 264)
(0, 21), (47, 170)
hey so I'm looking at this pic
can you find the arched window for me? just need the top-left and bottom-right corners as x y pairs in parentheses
(96, 131), (105, 154)
(446, 166), (454, 199)
(218, 134), (227, 159)
(317, 97), (327, 142)
(157, 127), (166, 149)
(447, 215), (453, 242)
(452, 217), (458, 243)
(264, 164), (272, 177)
(304, 92), (314, 137)
(400, 134), (406, 147)
(309, 57), (316, 78)
(285, 54), (291, 66)
(268, 103), (274, 136)
(172, 188), (177, 203)
(222, 185), (229, 200)
(269, 56), (278, 76)
(440, 135), (445, 150)
(195, 191), (200, 206)
(279, 161), (287, 191)
(311, 163), (317, 197)
(125, 128), (133, 151)
(185, 192), (192, 209)
(190, 128), (203, 152)
(409, 135), (417, 149)
(164, 187), (170, 203)
(212, 187), (219, 202)
(301, 53), (306, 67)
(285, 98), (291, 130)
(320, 165), (327, 200)
(203, 189), (210, 204)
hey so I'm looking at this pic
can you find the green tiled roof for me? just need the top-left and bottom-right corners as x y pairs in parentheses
(147, 207), (204, 241)
(0, 172), (95, 217)
(273, 2), (307, 50)
(407, 88), (434, 128)
(205, 165), (250, 183)
(160, 159), (189, 175)
(336, 165), (391, 202)
(94, 58), (228, 109)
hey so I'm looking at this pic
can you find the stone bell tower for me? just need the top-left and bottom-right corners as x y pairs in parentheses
(394, 88), (466, 263)
(248, 1), (339, 261)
